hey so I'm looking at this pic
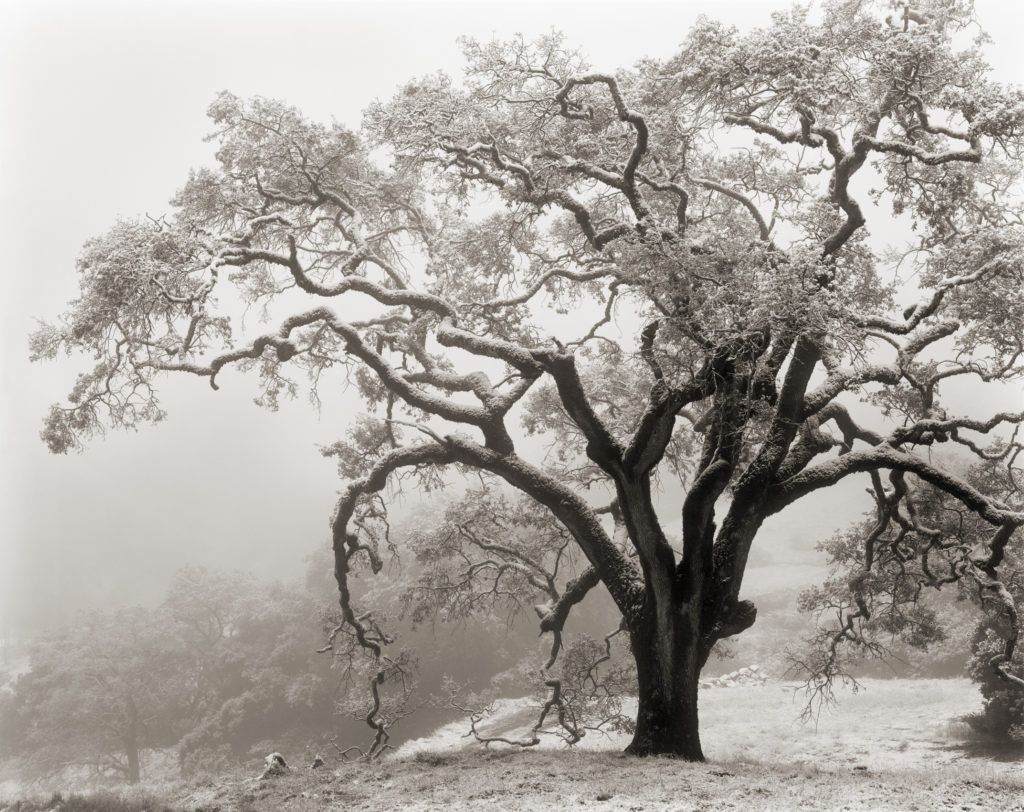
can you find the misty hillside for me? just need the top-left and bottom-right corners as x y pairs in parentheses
(6, 679), (1023, 811)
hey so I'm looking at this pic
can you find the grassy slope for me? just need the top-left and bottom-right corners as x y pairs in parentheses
(173, 749), (1024, 812)
(170, 679), (1024, 811)
(7, 679), (1024, 811)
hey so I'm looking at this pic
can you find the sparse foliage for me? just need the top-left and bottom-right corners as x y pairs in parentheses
(800, 461), (1024, 728)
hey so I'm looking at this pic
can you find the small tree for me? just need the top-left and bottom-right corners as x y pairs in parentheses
(34, 1), (1024, 758)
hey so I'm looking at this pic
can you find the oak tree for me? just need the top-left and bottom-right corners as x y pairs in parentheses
(7, 608), (180, 784)
(34, 0), (1024, 758)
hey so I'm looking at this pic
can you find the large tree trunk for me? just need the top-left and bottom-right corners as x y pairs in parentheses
(624, 601), (705, 760)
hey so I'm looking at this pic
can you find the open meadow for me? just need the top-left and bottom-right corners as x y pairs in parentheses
(5, 679), (1023, 811)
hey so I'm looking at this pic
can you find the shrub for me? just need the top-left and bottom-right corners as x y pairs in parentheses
(966, 618), (1024, 742)
(3, 790), (178, 812)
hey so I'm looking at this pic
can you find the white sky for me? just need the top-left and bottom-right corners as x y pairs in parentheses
(1, 0), (1021, 633)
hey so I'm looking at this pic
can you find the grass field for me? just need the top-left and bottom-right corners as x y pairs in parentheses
(402, 678), (1023, 771)
(5, 679), (1024, 811)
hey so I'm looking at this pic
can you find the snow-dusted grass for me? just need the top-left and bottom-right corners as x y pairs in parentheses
(171, 742), (1024, 811)
(398, 697), (637, 756)
(700, 678), (997, 769)
(399, 678), (1012, 773)
(9, 679), (1024, 810)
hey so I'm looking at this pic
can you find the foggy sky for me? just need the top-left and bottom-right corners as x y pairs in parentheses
(1, 0), (1021, 635)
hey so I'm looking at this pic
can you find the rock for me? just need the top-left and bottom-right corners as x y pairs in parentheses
(310, 754), (325, 769)
(260, 752), (289, 780)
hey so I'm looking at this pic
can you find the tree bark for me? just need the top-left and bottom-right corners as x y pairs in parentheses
(624, 600), (705, 760)
(124, 699), (141, 784)
(126, 743), (140, 785)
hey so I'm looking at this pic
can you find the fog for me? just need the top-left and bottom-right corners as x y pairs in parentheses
(1, 0), (1021, 642)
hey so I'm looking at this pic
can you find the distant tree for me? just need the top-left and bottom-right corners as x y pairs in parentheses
(162, 567), (262, 726)
(33, 0), (1024, 759)
(8, 608), (179, 784)
(3, 569), (354, 784)
(161, 567), (344, 774)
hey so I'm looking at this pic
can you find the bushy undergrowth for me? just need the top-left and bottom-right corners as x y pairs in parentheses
(1, 789), (178, 811)
(966, 618), (1024, 742)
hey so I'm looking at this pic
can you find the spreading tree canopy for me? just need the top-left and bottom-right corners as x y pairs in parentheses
(34, 0), (1024, 759)
(5, 608), (180, 784)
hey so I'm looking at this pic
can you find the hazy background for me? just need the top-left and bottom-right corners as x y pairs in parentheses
(1, 0), (1021, 637)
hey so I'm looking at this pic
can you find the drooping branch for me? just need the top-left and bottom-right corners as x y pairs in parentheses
(326, 441), (454, 756)
(970, 566), (1024, 691)
(331, 442), (456, 655)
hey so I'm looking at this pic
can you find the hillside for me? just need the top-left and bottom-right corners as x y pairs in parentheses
(7, 679), (1023, 811)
